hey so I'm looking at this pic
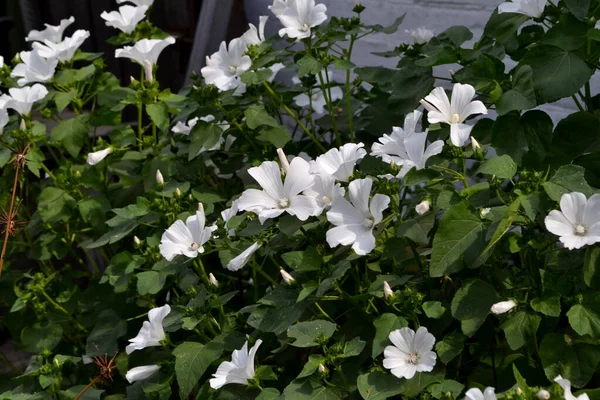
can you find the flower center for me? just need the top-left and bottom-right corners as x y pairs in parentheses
(574, 224), (587, 236)
(407, 352), (420, 365)
(228, 65), (238, 75)
(279, 198), (289, 208)
(450, 113), (461, 124)
(363, 216), (374, 229)
(301, 23), (310, 32)
(190, 242), (199, 251)
(323, 195), (331, 205)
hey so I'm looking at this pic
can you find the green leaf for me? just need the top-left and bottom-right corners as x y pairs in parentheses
(567, 293), (600, 337)
(64, 386), (104, 400)
(340, 337), (366, 358)
(453, 54), (503, 92)
(334, 59), (355, 70)
(564, 0), (590, 20)
(297, 355), (325, 379)
(112, 197), (151, 219)
(435, 332), (467, 363)
(430, 202), (486, 277)
(283, 377), (341, 399)
(415, 39), (458, 67)
(543, 13), (588, 50)
(496, 66), (536, 115)
(257, 126), (292, 148)
(429, 380), (465, 399)
(287, 320), (336, 348)
(86, 309), (127, 355)
(501, 311), (541, 350)
(440, 26), (473, 46)
(245, 105), (278, 129)
(54, 91), (78, 112)
(297, 56), (323, 77)
(484, 10), (529, 44)
(422, 301), (446, 319)
(189, 124), (224, 161)
(37, 187), (76, 223)
(136, 271), (166, 295)
(146, 102), (170, 132)
(513, 365), (530, 391)
(21, 322), (63, 352)
(372, 313), (409, 358)
(543, 165), (595, 201)
(552, 112), (600, 164)
(257, 388), (281, 400)
(584, 246), (600, 289)
(451, 279), (497, 336)
(540, 333), (600, 387)
(282, 247), (322, 272)
(368, 14), (406, 34)
(404, 168), (441, 185)
(357, 371), (403, 400)
(240, 69), (273, 85)
(476, 154), (517, 179)
(49, 115), (89, 157)
(397, 213), (435, 245)
(399, 367), (446, 397)
(520, 44), (593, 103)
(530, 293), (561, 317)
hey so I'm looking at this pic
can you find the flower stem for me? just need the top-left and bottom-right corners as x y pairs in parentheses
(75, 375), (101, 400)
(137, 103), (143, 151)
(0, 160), (22, 277)
(40, 289), (87, 332)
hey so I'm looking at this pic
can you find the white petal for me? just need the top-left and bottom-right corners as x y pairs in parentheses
(126, 365), (160, 383)
(560, 192), (586, 226)
(450, 123), (473, 147)
(545, 210), (574, 237)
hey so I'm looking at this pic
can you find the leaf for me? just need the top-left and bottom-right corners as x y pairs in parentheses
(257, 126), (292, 148)
(396, 213), (435, 245)
(86, 309), (127, 355)
(54, 91), (78, 112)
(451, 279), (497, 336)
(435, 332), (467, 363)
(439, 26), (473, 46)
(564, 0), (591, 20)
(520, 44), (593, 103)
(398, 366), (445, 397)
(501, 311), (541, 350)
(297, 55), (323, 77)
(422, 301), (446, 319)
(244, 105), (278, 129)
(340, 337), (366, 358)
(368, 14), (406, 34)
(21, 322), (63, 352)
(476, 155), (517, 179)
(297, 355), (325, 379)
(543, 165), (595, 201)
(430, 202), (486, 277)
(49, 115), (89, 157)
(496, 66), (536, 115)
(543, 13), (588, 50)
(540, 333), (600, 387)
(136, 271), (166, 295)
(240, 69), (273, 85)
(257, 388), (281, 400)
(146, 102), (170, 133)
(567, 293), (600, 337)
(282, 247), (322, 272)
(357, 371), (403, 400)
(404, 168), (442, 185)
(552, 112), (600, 164)
(584, 246), (600, 289)
(283, 378), (341, 399)
(287, 320), (336, 348)
(530, 293), (561, 317)
(429, 380), (465, 399)
(483, 10), (529, 44)
(372, 313), (409, 358)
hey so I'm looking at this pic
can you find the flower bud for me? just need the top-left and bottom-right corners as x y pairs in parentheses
(209, 273), (219, 287)
(156, 169), (164, 186)
(165, 291), (171, 303)
(198, 202), (204, 213)
(143, 59), (154, 83)
(480, 207), (491, 218)
(277, 148), (290, 174)
(20, 119), (27, 131)
(471, 136), (481, 152)
(516, 387), (523, 396)
(280, 269), (295, 285)
(175, 188), (181, 197)
(491, 300), (517, 315)
(133, 236), (141, 246)
(537, 390), (550, 400)
(415, 200), (430, 215)
(383, 281), (394, 300)
(318, 363), (326, 374)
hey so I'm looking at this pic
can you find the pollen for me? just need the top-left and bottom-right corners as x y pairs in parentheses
(450, 113), (461, 124)
(363, 216), (374, 229)
(574, 224), (587, 236)
(279, 198), (290, 208)
(190, 242), (199, 251)
(301, 23), (310, 32)
(407, 353), (420, 365)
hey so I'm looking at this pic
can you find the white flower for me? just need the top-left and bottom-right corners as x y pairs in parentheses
(491, 300), (517, 315)
(101, 5), (148, 34)
(0, 109), (8, 134)
(156, 169), (164, 185)
(537, 390), (550, 400)
(11, 50), (57, 86)
(277, 0), (328, 40)
(498, 0), (547, 18)
(172, 117), (198, 135)
(303, 173), (344, 213)
(481, 207), (491, 218)
(0, 55), (3, 68)
(383, 326), (437, 379)
(237, 157), (320, 223)
(227, 242), (261, 271)
(209, 272), (219, 287)
(126, 365), (160, 383)
(466, 387), (497, 400)
(420, 83), (488, 147)
(241, 16), (268, 46)
(159, 205), (217, 261)
(280, 269), (295, 285)
(126, 304), (170, 354)
(406, 27), (435, 44)
(117, 0), (155, 6)
(371, 110), (422, 165)
(310, 142), (366, 182)
(389, 131), (444, 179)
(210, 339), (263, 389)
(87, 148), (113, 165)
(326, 178), (390, 255)
(0, 84), (49, 115)
(415, 200), (430, 215)
(267, 62), (286, 83)
(555, 376), (590, 400)
(269, 0), (288, 16)
(222, 199), (240, 236)
(33, 30), (90, 62)
(544, 192), (600, 250)
(383, 281), (394, 299)
(25, 16), (75, 43)
(115, 37), (176, 81)
(293, 73), (343, 114)
(201, 39), (251, 95)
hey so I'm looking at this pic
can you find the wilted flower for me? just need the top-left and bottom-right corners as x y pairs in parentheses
(0, 84), (49, 115)
(209, 273), (219, 287)
(87, 148), (113, 166)
(201, 39), (251, 95)
(156, 169), (164, 186)
(537, 390), (550, 400)
(383, 281), (394, 299)
(491, 300), (517, 315)
(415, 200), (430, 215)
(466, 387), (497, 400)
(227, 242), (261, 271)
(311, 143), (366, 182)
(555, 376), (590, 400)
(420, 83), (488, 147)
(126, 304), (170, 354)
(406, 27), (435, 44)
(101, 5), (149, 34)
(544, 192), (600, 250)
(237, 157), (320, 223)
(280, 269), (295, 285)
(241, 16), (268, 46)
(33, 30), (90, 62)
(116, 0), (155, 6)
(383, 326), (437, 379)
(277, 0), (328, 40)
(371, 110), (422, 165)
(11, 50), (57, 86)
(26, 16), (75, 43)
(126, 365), (160, 383)
(498, 0), (547, 18)
(326, 178), (390, 255)
(115, 37), (176, 81)
(159, 204), (217, 261)
(210, 339), (263, 389)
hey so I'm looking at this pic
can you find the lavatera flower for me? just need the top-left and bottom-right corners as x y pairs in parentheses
(420, 83), (487, 147)
(210, 339), (263, 389)
(326, 178), (390, 255)
(310, 142), (366, 182)
(0, 84), (49, 116)
(201, 38), (251, 95)
(544, 192), (600, 250)
(159, 203), (217, 261)
(383, 326), (437, 379)
(466, 387), (497, 400)
(101, 5), (149, 34)
(555, 375), (590, 400)
(277, 0), (328, 40)
(498, 0), (547, 19)
(126, 304), (171, 354)
(25, 16), (75, 43)
(33, 30), (90, 62)
(241, 16), (268, 46)
(115, 36), (176, 82)
(11, 50), (57, 86)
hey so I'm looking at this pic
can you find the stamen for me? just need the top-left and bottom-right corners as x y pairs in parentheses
(279, 198), (289, 208)
(450, 113), (460, 124)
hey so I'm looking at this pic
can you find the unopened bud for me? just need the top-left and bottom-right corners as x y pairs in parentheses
(336, 107), (343, 114)
(165, 291), (171, 303)
(383, 281), (394, 300)
(480, 207), (491, 218)
(471, 136), (481, 152)
(491, 300), (517, 315)
(209, 273), (219, 287)
(143, 59), (154, 83)
(319, 363), (326, 374)
(537, 390), (550, 400)
(516, 387), (523, 396)
(280, 269), (295, 285)
(20, 119), (27, 131)
(415, 200), (430, 215)
(133, 236), (141, 246)
(198, 202), (204, 213)
(156, 169), (164, 186)
(75, 170), (81, 178)
(277, 148), (290, 174)
(175, 188), (181, 197)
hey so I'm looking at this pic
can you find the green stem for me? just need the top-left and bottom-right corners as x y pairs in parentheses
(315, 302), (335, 323)
(318, 70), (341, 146)
(137, 103), (143, 151)
(40, 290), (86, 332)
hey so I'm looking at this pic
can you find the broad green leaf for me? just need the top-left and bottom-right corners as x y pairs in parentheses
(282, 247), (322, 271)
(297, 355), (325, 379)
(368, 14), (406, 34)
(287, 320), (336, 348)
(399, 367), (446, 397)
(240, 69), (273, 85)
(584, 246), (600, 289)
(136, 270), (166, 295)
(483, 10), (529, 44)
(530, 293), (561, 317)
(257, 388), (281, 400)
(86, 309), (127, 355)
(404, 168), (442, 185)
(453, 54), (504, 92)
(245, 105), (278, 129)
(415, 39), (457, 67)
(54, 90), (77, 112)
(297, 56), (323, 77)
(451, 279), (497, 336)
(146, 102), (170, 132)
(372, 313), (409, 358)
(283, 377), (341, 399)
(439, 26), (473, 47)
(543, 165), (595, 201)
(430, 202), (486, 277)
(476, 154), (517, 179)
(397, 213), (435, 245)
(63, 386), (104, 400)
(543, 13), (587, 50)
(501, 311), (541, 350)
(564, 0), (590, 20)
(552, 112), (600, 164)
(422, 301), (446, 319)
(540, 333), (600, 387)
(357, 371), (403, 400)
(429, 380), (465, 399)
(567, 293), (600, 337)
(435, 332), (466, 363)
(49, 115), (89, 157)
(496, 66), (536, 115)
(340, 337), (366, 358)
(21, 322), (63, 352)
(257, 126), (292, 148)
